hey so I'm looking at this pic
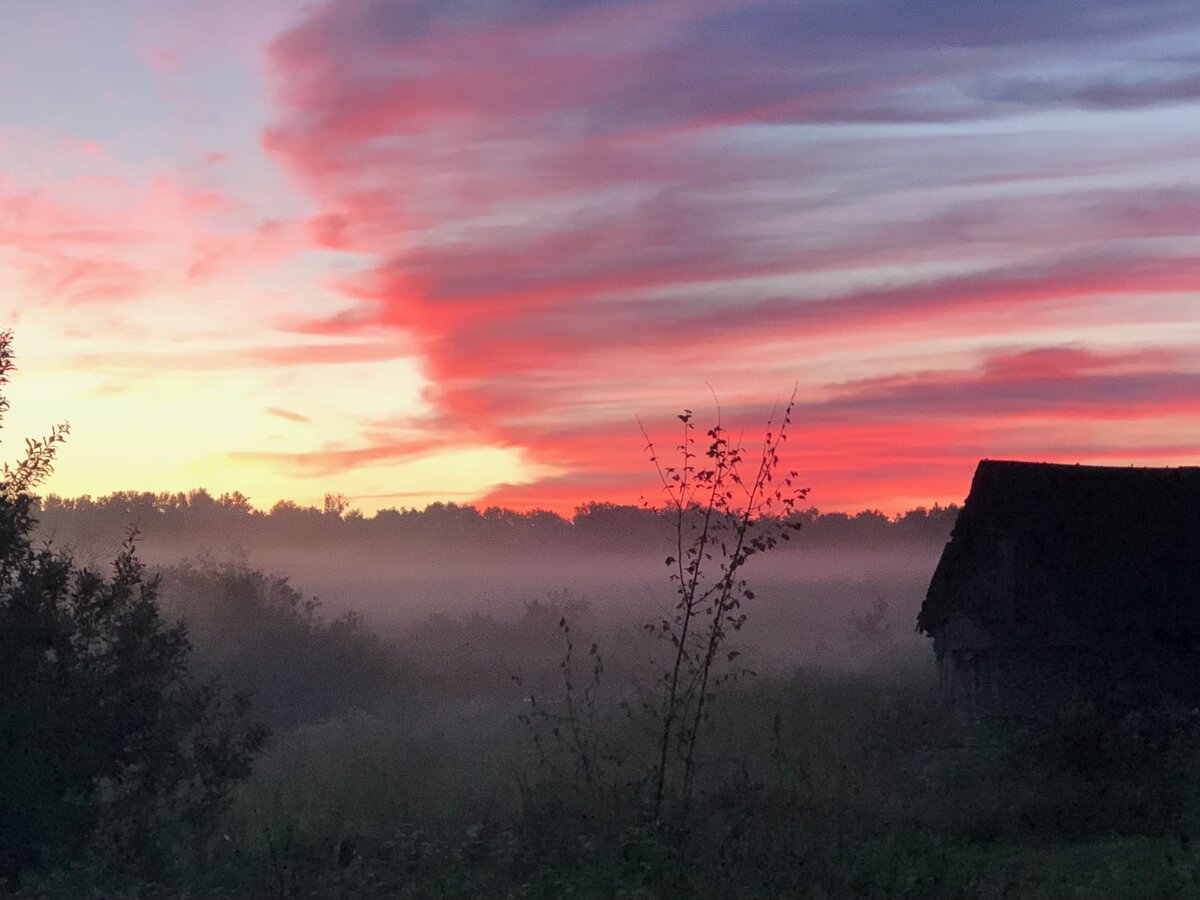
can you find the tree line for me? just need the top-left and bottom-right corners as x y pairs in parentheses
(36, 491), (959, 552)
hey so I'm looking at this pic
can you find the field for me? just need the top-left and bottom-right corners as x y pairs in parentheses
(13, 507), (1200, 897)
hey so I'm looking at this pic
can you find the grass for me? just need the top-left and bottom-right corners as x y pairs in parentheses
(14, 643), (1200, 898)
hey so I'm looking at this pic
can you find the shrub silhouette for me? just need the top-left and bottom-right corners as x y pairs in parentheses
(0, 331), (264, 883)
(642, 396), (807, 821)
(156, 557), (409, 730)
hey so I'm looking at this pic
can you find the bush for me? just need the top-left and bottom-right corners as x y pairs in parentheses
(0, 331), (264, 883)
(157, 558), (411, 730)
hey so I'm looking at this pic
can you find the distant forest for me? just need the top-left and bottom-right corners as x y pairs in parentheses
(35, 490), (959, 552)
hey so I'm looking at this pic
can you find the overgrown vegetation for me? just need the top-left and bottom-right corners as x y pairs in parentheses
(0, 332), (264, 889)
(12, 562), (1200, 897)
(159, 660), (1200, 898)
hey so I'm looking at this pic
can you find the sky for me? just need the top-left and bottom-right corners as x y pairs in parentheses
(0, 0), (1197, 516)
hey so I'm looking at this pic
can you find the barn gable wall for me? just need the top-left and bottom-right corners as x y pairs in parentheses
(919, 459), (1200, 715)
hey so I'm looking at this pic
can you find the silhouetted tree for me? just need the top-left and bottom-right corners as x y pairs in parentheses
(323, 491), (349, 518)
(35, 488), (956, 556)
(0, 331), (264, 883)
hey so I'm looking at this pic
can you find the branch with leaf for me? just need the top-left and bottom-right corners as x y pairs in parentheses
(640, 390), (807, 823)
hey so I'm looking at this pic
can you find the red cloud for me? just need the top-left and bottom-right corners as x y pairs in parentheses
(261, 0), (1200, 510)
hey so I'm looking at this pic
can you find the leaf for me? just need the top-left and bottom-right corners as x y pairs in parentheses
(727, 650), (740, 662)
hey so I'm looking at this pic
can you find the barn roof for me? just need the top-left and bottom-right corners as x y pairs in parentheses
(918, 460), (1200, 640)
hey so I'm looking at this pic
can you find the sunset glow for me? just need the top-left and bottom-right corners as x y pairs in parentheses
(2, 0), (1197, 514)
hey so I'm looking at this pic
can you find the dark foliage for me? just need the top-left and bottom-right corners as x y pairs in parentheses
(33, 489), (957, 559)
(156, 559), (412, 730)
(0, 331), (264, 884)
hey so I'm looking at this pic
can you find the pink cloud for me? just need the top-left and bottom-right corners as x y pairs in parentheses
(140, 47), (184, 74)
(64, 340), (413, 374)
(0, 159), (303, 308)
(228, 437), (438, 477)
(266, 406), (311, 424)
(259, 0), (1200, 509)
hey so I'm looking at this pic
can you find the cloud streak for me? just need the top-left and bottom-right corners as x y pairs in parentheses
(250, 0), (1200, 510)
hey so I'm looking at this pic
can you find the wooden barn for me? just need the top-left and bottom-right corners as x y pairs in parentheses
(917, 460), (1200, 714)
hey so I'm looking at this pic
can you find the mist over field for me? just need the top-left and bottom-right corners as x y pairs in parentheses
(15, 484), (1200, 899)
(34, 494), (949, 673)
